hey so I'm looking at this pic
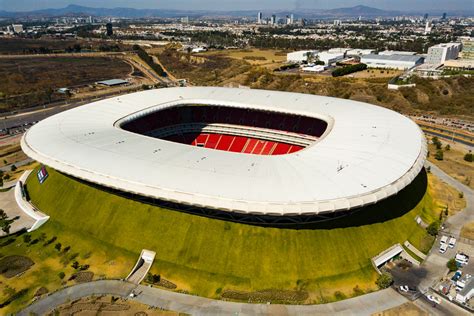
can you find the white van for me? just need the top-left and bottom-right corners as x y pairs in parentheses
(455, 253), (469, 265)
(448, 237), (456, 248)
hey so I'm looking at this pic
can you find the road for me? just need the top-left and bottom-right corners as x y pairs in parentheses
(20, 280), (407, 316)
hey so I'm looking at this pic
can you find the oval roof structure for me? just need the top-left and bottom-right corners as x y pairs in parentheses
(21, 87), (427, 216)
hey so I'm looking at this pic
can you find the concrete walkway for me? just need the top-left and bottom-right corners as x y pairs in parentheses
(0, 188), (35, 235)
(20, 280), (407, 316)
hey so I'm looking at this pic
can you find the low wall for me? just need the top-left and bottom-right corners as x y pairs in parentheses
(15, 170), (50, 232)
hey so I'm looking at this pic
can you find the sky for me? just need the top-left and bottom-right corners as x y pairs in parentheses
(0, 0), (473, 12)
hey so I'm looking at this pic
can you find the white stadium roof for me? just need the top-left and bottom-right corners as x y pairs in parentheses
(22, 87), (427, 216)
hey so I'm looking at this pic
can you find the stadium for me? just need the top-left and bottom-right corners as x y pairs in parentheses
(21, 87), (427, 225)
(19, 87), (440, 300)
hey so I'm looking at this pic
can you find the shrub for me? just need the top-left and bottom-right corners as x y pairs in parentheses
(447, 258), (457, 272)
(55, 242), (62, 251)
(445, 144), (450, 151)
(332, 63), (367, 77)
(22, 234), (31, 243)
(432, 137), (442, 149)
(10, 165), (17, 172)
(334, 291), (346, 300)
(58, 271), (65, 279)
(427, 221), (440, 236)
(375, 273), (393, 289)
(435, 149), (444, 160)
(464, 152), (473, 162)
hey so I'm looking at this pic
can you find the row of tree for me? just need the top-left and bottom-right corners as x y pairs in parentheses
(332, 63), (367, 77)
(133, 45), (167, 77)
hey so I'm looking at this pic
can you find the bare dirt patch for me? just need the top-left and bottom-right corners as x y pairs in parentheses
(0, 255), (34, 278)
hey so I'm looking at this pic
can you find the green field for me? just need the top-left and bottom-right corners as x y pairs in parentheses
(23, 167), (437, 303)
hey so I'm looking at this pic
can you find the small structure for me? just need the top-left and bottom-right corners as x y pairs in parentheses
(372, 244), (404, 272)
(96, 79), (129, 87)
(57, 88), (71, 94)
(302, 65), (326, 73)
(126, 249), (156, 284)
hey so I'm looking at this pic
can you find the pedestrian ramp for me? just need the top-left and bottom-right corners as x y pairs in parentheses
(126, 249), (156, 284)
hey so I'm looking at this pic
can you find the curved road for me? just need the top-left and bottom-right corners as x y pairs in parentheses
(20, 280), (407, 316)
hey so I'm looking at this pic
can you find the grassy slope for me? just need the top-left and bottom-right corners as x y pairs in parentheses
(25, 167), (437, 301)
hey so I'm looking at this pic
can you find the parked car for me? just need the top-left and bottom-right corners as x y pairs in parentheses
(448, 237), (456, 248)
(440, 235), (448, 245)
(451, 271), (462, 282)
(427, 294), (441, 304)
(439, 243), (448, 254)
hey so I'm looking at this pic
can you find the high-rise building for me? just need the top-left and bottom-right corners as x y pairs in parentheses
(257, 12), (263, 24)
(423, 13), (429, 20)
(106, 23), (113, 36)
(424, 21), (432, 34)
(290, 14), (294, 24)
(181, 16), (189, 23)
(270, 15), (276, 25)
(88, 16), (93, 24)
(334, 20), (341, 26)
(442, 12), (447, 20)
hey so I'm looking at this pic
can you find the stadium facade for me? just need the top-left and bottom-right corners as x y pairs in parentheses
(21, 87), (427, 224)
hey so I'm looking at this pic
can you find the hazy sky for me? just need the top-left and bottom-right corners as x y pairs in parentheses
(1, 0), (473, 11)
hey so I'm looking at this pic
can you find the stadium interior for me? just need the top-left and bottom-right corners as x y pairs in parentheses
(120, 105), (328, 155)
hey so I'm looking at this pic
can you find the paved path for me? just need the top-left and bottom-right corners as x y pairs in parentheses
(0, 188), (35, 235)
(20, 280), (407, 316)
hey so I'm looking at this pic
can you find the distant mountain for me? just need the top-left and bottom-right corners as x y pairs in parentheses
(0, 4), (472, 19)
(324, 5), (400, 17)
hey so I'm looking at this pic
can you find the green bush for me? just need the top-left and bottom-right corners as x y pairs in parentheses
(426, 221), (440, 236)
(435, 150), (444, 161)
(447, 258), (457, 272)
(332, 63), (367, 77)
(464, 152), (473, 162)
(375, 273), (393, 289)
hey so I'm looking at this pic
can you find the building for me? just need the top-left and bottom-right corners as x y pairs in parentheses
(424, 13), (429, 20)
(317, 52), (345, 65)
(456, 277), (474, 304)
(12, 24), (23, 33)
(180, 16), (189, 23)
(425, 43), (462, 65)
(96, 79), (129, 86)
(287, 50), (318, 63)
(379, 50), (417, 56)
(334, 20), (341, 26)
(106, 23), (113, 36)
(257, 12), (263, 24)
(460, 39), (474, 60)
(360, 54), (424, 70)
(270, 15), (277, 25)
(21, 87), (426, 223)
(442, 12), (447, 20)
(424, 21), (432, 34)
(301, 65), (326, 73)
(346, 49), (376, 56)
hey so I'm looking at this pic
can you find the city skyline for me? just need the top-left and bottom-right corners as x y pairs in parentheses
(0, 0), (472, 12)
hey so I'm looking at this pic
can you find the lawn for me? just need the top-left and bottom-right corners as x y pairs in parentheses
(17, 165), (443, 306)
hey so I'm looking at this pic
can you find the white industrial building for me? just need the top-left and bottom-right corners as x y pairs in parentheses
(346, 49), (376, 56)
(12, 24), (24, 33)
(361, 54), (424, 70)
(287, 50), (318, 63)
(425, 42), (463, 65)
(456, 277), (474, 304)
(317, 52), (345, 65)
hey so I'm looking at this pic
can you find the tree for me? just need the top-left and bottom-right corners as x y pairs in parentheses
(23, 234), (31, 243)
(432, 136), (442, 149)
(434, 149), (444, 160)
(447, 258), (457, 272)
(427, 221), (440, 236)
(0, 209), (11, 234)
(58, 272), (65, 279)
(464, 152), (473, 162)
(10, 164), (17, 172)
(445, 144), (450, 151)
(55, 242), (62, 251)
(376, 273), (393, 289)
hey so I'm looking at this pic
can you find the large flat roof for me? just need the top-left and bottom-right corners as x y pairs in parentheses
(22, 87), (426, 216)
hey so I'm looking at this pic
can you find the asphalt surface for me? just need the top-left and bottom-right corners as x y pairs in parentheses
(20, 280), (407, 316)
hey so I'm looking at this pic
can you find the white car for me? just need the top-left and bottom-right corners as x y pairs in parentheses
(440, 235), (448, 246)
(399, 285), (409, 293)
(439, 243), (448, 254)
(448, 237), (456, 248)
(427, 295), (441, 304)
